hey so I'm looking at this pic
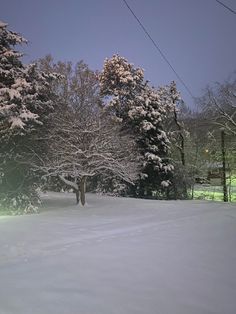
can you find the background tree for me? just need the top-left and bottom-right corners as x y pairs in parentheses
(198, 74), (236, 135)
(164, 96), (192, 199)
(195, 75), (236, 201)
(99, 55), (177, 198)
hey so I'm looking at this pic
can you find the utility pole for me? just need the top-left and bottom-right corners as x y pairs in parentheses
(221, 129), (228, 202)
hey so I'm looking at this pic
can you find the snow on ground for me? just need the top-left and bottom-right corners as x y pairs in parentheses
(0, 192), (236, 314)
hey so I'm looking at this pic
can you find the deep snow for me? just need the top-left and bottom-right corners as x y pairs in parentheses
(0, 192), (236, 314)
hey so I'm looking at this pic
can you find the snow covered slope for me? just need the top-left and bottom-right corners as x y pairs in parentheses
(0, 192), (235, 314)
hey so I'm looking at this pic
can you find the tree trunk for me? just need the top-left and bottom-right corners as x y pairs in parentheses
(228, 168), (232, 202)
(80, 176), (86, 206)
(191, 184), (194, 200)
(75, 189), (80, 204)
(58, 175), (80, 205)
(221, 129), (228, 202)
(173, 108), (188, 199)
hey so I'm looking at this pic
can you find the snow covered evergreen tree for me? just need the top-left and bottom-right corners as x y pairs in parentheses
(0, 21), (56, 213)
(100, 55), (178, 198)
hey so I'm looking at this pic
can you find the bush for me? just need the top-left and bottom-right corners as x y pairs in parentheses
(0, 189), (40, 215)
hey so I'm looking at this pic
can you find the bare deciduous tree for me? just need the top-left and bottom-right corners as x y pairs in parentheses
(199, 75), (236, 135)
(41, 110), (140, 205)
(35, 56), (140, 205)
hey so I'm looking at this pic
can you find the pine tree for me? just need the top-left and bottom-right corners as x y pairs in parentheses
(100, 55), (178, 198)
(0, 21), (56, 213)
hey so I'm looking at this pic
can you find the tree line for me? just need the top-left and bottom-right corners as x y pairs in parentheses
(0, 22), (235, 213)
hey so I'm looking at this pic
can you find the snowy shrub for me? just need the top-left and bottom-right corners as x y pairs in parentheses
(0, 189), (40, 215)
(95, 175), (130, 197)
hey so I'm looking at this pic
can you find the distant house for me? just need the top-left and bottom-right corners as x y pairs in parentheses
(206, 162), (229, 186)
(194, 176), (209, 184)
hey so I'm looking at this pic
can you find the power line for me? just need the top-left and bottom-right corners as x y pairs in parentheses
(122, 0), (195, 99)
(215, 0), (236, 15)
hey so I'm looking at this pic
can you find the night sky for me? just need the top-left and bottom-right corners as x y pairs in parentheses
(1, 0), (236, 108)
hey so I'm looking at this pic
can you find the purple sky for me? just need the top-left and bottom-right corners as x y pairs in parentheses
(1, 0), (236, 107)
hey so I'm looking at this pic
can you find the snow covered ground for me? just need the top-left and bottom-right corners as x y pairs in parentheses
(0, 192), (236, 314)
